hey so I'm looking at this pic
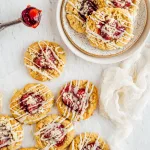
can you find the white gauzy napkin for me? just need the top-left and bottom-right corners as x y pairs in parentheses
(99, 44), (150, 149)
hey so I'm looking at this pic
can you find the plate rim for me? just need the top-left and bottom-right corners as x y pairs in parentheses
(56, 0), (150, 64)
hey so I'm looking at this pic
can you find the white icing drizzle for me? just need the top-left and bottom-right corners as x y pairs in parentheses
(105, 0), (138, 9)
(86, 9), (133, 48)
(57, 80), (94, 121)
(72, 133), (105, 150)
(10, 84), (54, 124)
(35, 116), (74, 150)
(0, 117), (23, 148)
(67, 0), (97, 24)
(25, 41), (64, 80)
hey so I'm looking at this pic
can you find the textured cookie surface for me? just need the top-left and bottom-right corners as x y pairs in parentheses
(20, 148), (38, 150)
(24, 41), (66, 82)
(0, 115), (23, 150)
(99, 0), (140, 15)
(56, 80), (98, 121)
(66, 0), (101, 33)
(69, 132), (110, 150)
(86, 8), (134, 50)
(35, 114), (75, 150)
(10, 83), (54, 125)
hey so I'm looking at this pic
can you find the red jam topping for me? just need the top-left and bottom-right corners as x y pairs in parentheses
(61, 85), (87, 113)
(20, 92), (44, 114)
(79, 0), (98, 21)
(82, 142), (101, 150)
(97, 19), (125, 41)
(21, 5), (42, 28)
(42, 124), (66, 147)
(111, 0), (132, 8)
(33, 48), (57, 70)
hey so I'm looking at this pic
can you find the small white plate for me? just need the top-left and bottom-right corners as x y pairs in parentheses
(57, 0), (150, 64)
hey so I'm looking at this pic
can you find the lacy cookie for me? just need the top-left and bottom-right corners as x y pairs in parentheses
(66, 0), (101, 33)
(86, 8), (134, 50)
(69, 132), (110, 150)
(99, 0), (140, 15)
(0, 115), (23, 150)
(56, 80), (98, 121)
(24, 41), (66, 82)
(34, 114), (75, 150)
(10, 83), (54, 125)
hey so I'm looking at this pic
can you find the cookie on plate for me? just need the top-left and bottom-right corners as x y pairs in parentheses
(66, 0), (101, 33)
(69, 132), (110, 150)
(34, 114), (75, 150)
(0, 115), (23, 150)
(56, 80), (98, 121)
(86, 8), (134, 50)
(20, 148), (38, 150)
(10, 83), (54, 125)
(24, 41), (66, 82)
(99, 0), (140, 15)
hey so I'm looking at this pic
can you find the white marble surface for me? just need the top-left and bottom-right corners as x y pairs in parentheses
(0, 0), (150, 149)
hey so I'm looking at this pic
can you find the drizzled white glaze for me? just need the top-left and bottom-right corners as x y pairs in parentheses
(72, 133), (105, 150)
(10, 84), (53, 124)
(105, 0), (138, 9)
(86, 9), (134, 49)
(35, 116), (74, 150)
(0, 117), (23, 148)
(57, 80), (95, 121)
(25, 41), (64, 80)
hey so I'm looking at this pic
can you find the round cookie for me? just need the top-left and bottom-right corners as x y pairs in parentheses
(69, 132), (110, 150)
(86, 8), (134, 50)
(24, 41), (66, 82)
(66, 0), (101, 33)
(99, 0), (140, 15)
(20, 148), (38, 150)
(56, 80), (98, 121)
(34, 114), (75, 150)
(0, 115), (23, 150)
(10, 83), (54, 125)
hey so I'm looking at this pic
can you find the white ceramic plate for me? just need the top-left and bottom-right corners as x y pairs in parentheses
(57, 0), (150, 64)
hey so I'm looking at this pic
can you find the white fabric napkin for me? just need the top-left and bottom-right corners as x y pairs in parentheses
(99, 44), (150, 149)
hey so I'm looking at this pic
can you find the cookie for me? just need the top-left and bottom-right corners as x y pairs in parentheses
(0, 115), (23, 150)
(66, 0), (101, 33)
(99, 0), (140, 15)
(10, 83), (54, 125)
(69, 132), (110, 150)
(24, 41), (66, 82)
(34, 114), (75, 150)
(56, 80), (98, 121)
(86, 8), (134, 50)
(20, 148), (38, 150)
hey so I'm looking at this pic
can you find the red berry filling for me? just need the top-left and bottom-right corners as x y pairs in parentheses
(42, 124), (66, 147)
(20, 92), (44, 114)
(82, 142), (101, 150)
(33, 48), (57, 70)
(22, 5), (42, 28)
(111, 0), (132, 8)
(79, 0), (98, 21)
(61, 85), (87, 113)
(97, 19), (125, 41)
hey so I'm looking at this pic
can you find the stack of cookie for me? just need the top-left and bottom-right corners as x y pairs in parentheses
(66, 0), (141, 50)
(0, 41), (110, 149)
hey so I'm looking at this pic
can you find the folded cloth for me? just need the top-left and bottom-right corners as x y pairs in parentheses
(99, 44), (150, 149)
